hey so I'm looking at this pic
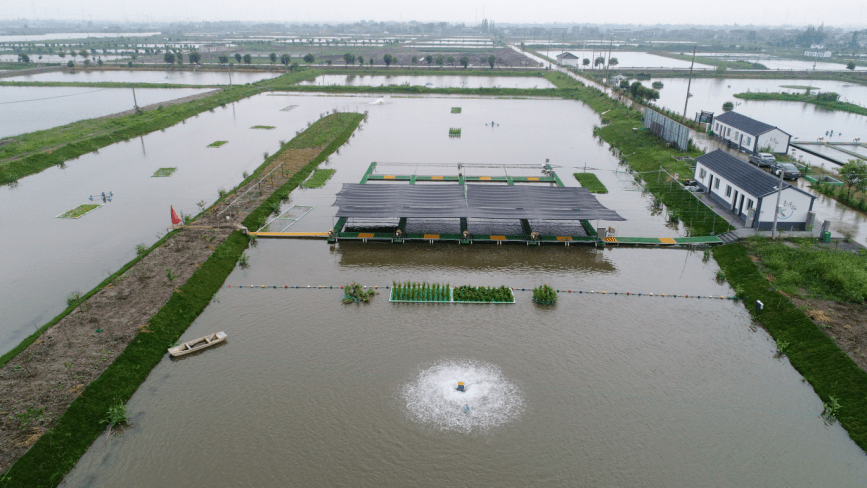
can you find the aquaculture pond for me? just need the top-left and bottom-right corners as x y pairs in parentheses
(297, 74), (557, 89)
(61, 241), (867, 487)
(547, 50), (714, 70)
(5, 69), (283, 85)
(0, 92), (692, 356)
(0, 86), (211, 138)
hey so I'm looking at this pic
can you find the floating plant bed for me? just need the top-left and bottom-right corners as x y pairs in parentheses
(208, 140), (228, 148)
(56, 203), (101, 219)
(152, 167), (177, 177)
(451, 107), (462, 114)
(532, 284), (557, 305)
(449, 127), (462, 137)
(390, 282), (515, 304)
(302, 169), (336, 188)
(251, 125), (276, 130)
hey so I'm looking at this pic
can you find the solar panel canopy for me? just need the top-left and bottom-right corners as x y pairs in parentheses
(332, 184), (625, 221)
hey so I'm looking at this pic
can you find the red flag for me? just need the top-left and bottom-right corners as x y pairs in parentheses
(170, 205), (182, 225)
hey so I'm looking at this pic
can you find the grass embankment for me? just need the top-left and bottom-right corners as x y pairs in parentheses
(0, 63), (59, 70)
(0, 112), (365, 487)
(0, 85), (260, 185)
(733, 91), (867, 117)
(0, 81), (214, 89)
(573, 172), (608, 193)
(811, 181), (867, 215)
(608, 68), (867, 86)
(713, 242), (867, 452)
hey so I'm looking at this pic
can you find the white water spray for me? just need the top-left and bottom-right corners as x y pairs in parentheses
(402, 359), (524, 433)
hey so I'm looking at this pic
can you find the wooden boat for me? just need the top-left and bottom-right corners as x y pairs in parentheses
(168, 331), (227, 357)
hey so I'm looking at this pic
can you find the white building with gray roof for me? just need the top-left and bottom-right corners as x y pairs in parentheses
(694, 150), (815, 230)
(712, 111), (791, 154)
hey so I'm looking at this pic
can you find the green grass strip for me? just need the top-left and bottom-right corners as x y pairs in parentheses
(713, 243), (867, 453)
(250, 125), (275, 130)
(56, 203), (100, 219)
(0, 85), (260, 185)
(451, 107), (462, 113)
(733, 91), (867, 117)
(573, 172), (608, 193)
(151, 167), (177, 177)
(0, 111), (366, 487)
(207, 140), (228, 148)
(302, 169), (336, 188)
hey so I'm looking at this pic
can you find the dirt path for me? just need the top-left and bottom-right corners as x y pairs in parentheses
(0, 145), (322, 473)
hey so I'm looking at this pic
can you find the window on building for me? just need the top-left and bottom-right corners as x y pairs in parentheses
(745, 136), (751, 146)
(726, 127), (731, 136)
(735, 131), (740, 140)
(714, 179), (720, 190)
(715, 123), (719, 132)
(699, 168), (707, 179)
(725, 185), (732, 197)
(747, 199), (754, 209)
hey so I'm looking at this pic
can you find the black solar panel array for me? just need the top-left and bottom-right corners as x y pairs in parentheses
(332, 184), (625, 221)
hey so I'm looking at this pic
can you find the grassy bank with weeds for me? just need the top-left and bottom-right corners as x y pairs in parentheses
(713, 241), (867, 452)
(0, 85), (259, 185)
(733, 91), (867, 116)
(0, 112), (366, 488)
(657, 52), (767, 69)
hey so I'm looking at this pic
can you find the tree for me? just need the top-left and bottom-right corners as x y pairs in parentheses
(80, 49), (89, 59)
(243, 54), (252, 64)
(594, 56), (605, 67)
(269, 52), (277, 64)
(326, 59), (332, 66)
(67, 60), (74, 68)
(411, 56), (418, 66)
(609, 58), (619, 67)
(368, 58), (373, 66)
(357, 55), (363, 66)
(488, 55), (496, 69)
(582, 58), (590, 67)
(84, 59), (91, 67)
(460, 56), (469, 69)
(383, 53), (393, 67)
(344, 52), (354, 66)
(722, 101), (734, 111)
(188, 52), (200, 64)
(303, 53), (315, 64)
(425, 55), (433, 68)
(520, 42), (525, 51)
(164, 52), (176, 64)
(176, 52), (183, 64)
(17, 53), (29, 63)
(58, 49), (66, 58)
(816, 92), (840, 102)
(97, 58), (103, 66)
(435, 55), (444, 68)
(847, 61), (856, 71)
(447, 56), (455, 67)
(715, 61), (728, 75)
(234, 53), (242, 63)
(281, 54), (290, 66)
(839, 159), (867, 199)
(219, 54), (229, 65)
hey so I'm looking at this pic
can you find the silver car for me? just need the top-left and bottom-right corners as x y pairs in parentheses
(748, 152), (776, 167)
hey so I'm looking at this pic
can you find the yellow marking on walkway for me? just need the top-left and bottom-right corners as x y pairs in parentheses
(384, 175), (395, 179)
(479, 176), (492, 180)
(603, 237), (617, 243)
(658, 237), (677, 244)
(490, 235), (507, 241)
(556, 236), (573, 242)
(358, 233), (375, 238)
(423, 234), (440, 239)
(432, 176), (443, 180)
(527, 177), (540, 181)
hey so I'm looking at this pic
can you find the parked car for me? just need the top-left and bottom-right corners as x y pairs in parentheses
(770, 162), (802, 180)
(749, 152), (776, 167)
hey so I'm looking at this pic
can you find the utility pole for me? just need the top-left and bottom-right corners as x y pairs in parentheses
(605, 37), (613, 87)
(131, 84), (139, 112)
(682, 47), (696, 123)
(771, 170), (784, 240)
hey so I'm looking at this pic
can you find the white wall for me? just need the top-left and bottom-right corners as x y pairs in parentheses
(713, 121), (757, 152)
(695, 162), (758, 214)
(756, 129), (790, 154)
(756, 187), (814, 226)
(557, 57), (580, 67)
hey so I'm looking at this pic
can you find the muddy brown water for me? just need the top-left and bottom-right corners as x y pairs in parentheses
(59, 241), (867, 487)
(0, 92), (688, 356)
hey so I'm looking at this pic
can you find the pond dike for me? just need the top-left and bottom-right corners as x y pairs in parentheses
(0, 112), (363, 486)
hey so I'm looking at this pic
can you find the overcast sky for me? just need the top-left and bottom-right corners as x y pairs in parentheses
(3, 0), (867, 28)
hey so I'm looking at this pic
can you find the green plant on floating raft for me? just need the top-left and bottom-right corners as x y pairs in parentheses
(449, 127), (462, 137)
(343, 282), (377, 303)
(453, 285), (513, 303)
(251, 125), (276, 130)
(532, 284), (557, 305)
(58, 204), (100, 219)
(208, 140), (228, 148)
(391, 281), (450, 302)
(302, 169), (336, 188)
(451, 107), (462, 113)
(152, 167), (177, 177)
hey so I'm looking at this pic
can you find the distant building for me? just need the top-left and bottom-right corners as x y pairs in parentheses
(555, 51), (580, 67)
(694, 150), (815, 230)
(712, 111), (791, 154)
(804, 50), (833, 58)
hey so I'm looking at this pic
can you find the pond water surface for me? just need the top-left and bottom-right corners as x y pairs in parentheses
(0, 86), (211, 138)
(297, 74), (556, 89)
(5, 69), (282, 85)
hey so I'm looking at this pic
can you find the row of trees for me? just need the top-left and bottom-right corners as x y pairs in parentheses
(618, 80), (660, 101)
(342, 52), (496, 68)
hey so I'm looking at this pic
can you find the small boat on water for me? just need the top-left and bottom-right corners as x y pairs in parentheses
(168, 331), (227, 357)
